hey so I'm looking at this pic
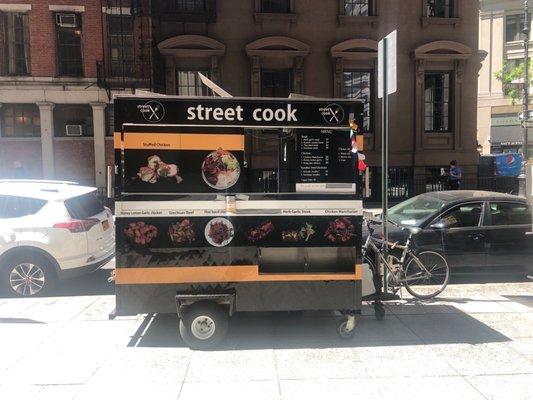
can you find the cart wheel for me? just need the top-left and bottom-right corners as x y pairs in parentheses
(337, 318), (357, 339)
(374, 302), (386, 320)
(179, 301), (228, 350)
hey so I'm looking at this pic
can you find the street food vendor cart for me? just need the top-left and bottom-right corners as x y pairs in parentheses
(112, 95), (374, 348)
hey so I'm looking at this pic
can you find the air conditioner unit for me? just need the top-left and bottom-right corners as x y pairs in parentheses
(65, 124), (83, 136)
(56, 13), (77, 28)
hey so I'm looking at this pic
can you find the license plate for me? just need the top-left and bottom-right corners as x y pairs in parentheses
(102, 220), (110, 231)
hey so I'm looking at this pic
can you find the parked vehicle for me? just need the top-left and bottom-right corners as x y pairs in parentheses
(0, 180), (115, 297)
(365, 191), (533, 274)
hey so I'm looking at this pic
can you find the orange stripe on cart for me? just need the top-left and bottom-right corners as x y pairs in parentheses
(114, 132), (121, 149)
(115, 264), (362, 285)
(113, 132), (244, 151)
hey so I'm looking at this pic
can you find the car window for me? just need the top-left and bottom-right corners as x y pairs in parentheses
(0, 195), (47, 219)
(64, 192), (104, 219)
(388, 194), (447, 226)
(488, 202), (531, 226)
(439, 202), (483, 228)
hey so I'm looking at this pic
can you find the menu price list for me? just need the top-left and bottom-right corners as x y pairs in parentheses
(297, 130), (354, 184)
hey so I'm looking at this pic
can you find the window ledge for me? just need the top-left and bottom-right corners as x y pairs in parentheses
(254, 12), (298, 24)
(54, 136), (94, 141)
(421, 17), (461, 27)
(338, 15), (379, 26)
(0, 137), (41, 141)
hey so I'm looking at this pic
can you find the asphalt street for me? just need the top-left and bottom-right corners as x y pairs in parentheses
(0, 268), (532, 400)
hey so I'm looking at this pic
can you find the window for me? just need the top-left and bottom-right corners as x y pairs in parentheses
(425, 72), (452, 132)
(439, 203), (483, 228)
(344, 0), (371, 16)
(64, 192), (104, 219)
(55, 13), (83, 77)
(489, 202), (531, 226)
(0, 104), (40, 137)
(261, 0), (290, 13)
(261, 69), (292, 97)
(173, 0), (206, 13)
(426, 0), (454, 18)
(177, 70), (210, 96)
(506, 14), (529, 43)
(53, 105), (93, 137)
(343, 70), (372, 131)
(108, 15), (134, 78)
(1, 13), (30, 75)
(0, 196), (46, 219)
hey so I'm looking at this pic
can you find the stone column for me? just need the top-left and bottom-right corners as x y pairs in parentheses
(36, 102), (55, 179)
(91, 102), (107, 189)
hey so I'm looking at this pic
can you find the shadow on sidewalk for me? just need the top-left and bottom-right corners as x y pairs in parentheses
(127, 304), (511, 351)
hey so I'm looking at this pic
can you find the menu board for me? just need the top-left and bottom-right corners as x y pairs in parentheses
(296, 129), (355, 191)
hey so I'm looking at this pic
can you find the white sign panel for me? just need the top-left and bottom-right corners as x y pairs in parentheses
(378, 30), (397, 98)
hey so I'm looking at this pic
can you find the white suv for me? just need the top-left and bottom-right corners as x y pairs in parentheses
(0, 180), (115, 297)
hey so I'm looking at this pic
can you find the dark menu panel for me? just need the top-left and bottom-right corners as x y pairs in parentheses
(296, 130), (355, 185)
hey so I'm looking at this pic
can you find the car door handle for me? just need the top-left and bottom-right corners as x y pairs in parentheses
(468, 233), (485, 240)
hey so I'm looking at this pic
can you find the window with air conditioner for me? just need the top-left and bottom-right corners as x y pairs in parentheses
(65, 124), (83, 136)
(55, 13), (83, 77)
(56, 13), (77, 28)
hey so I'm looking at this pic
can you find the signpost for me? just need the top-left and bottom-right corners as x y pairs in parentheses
(378, 30), (397, 292)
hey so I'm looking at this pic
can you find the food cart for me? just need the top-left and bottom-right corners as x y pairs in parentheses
(112, 95), (375, 348)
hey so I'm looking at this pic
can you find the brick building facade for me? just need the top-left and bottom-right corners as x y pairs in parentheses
(0, 0), (481, 192)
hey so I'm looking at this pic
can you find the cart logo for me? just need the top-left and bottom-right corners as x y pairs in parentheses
(320, 103), (344, 124)
(139, 101), (165, 123)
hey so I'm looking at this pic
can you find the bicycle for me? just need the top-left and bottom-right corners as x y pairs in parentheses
(362, 218), (450, 300)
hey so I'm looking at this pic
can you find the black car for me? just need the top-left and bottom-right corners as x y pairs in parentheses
(370, 191), (533, 273)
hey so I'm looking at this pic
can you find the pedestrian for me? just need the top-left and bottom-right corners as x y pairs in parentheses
(12, 161), (29, 179)
(448, 160), (462, 190)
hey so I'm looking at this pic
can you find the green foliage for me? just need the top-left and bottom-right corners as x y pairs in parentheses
(494, 60), (533, 104)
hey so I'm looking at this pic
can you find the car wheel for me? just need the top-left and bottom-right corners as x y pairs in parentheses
(0, 253), (56, 297)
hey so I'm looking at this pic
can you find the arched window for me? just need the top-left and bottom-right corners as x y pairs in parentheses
(157, 35), (226, 95)
(245, 36), (310, 97)
(413, 40), (472, 150)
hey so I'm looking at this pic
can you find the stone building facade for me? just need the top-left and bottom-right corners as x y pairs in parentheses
(0, 0), (481, 190)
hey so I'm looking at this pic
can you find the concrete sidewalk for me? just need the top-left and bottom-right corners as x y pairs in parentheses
(0, 281), (532, 400)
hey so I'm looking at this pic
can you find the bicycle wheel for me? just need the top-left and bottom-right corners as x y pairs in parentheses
(403, 251), (450, 300)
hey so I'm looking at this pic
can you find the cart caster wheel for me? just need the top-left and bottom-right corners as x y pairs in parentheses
(179, 301), (228, 350)
(374, 302), (385, 321)
(337, 318), (357, 339)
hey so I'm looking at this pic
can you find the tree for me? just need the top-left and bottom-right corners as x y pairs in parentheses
(494, 60), (533, 104)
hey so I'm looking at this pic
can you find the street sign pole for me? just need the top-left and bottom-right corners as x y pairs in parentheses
(378, 30), (397, 293)
(381, 38), (389, 292)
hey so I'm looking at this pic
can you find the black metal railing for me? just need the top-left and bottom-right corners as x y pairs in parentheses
(97, 60), (152, 91)
(365, 167), (520, 202)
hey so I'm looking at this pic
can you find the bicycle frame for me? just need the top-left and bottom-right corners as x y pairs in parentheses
(362, 223), (434, 285)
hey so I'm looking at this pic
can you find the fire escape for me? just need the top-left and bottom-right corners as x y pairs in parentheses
(98, 0), (153, 96)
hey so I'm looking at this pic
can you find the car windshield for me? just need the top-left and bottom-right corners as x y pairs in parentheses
(388, 194), (447, 227)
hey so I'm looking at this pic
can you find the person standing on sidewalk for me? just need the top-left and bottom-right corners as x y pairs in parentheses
(448, 160), (462, 190)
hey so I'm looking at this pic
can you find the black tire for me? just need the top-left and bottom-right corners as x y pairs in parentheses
(0, 252), (56, 297)
(179, 301), (228, 350)
(403, 251), (450, 300)
(337, 319), (357, 339)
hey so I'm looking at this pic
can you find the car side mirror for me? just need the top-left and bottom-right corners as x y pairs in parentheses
(430, 220), (448, 230)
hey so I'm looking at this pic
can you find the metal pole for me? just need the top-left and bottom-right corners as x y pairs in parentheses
(382, 37), (389, 293)
(520, 0), (530, 198)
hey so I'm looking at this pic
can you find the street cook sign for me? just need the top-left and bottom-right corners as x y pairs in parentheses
(114, 97), (363, 130)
